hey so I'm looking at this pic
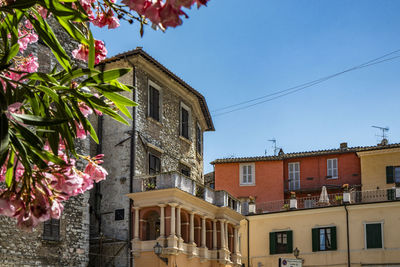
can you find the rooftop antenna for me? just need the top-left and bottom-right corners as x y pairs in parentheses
(268, 138), (278, 156)
(372, 125), (389, 142)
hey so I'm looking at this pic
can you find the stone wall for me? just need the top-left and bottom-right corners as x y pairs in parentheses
(0, 18), (90, 266)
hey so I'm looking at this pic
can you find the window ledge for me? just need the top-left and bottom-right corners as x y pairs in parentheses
(326, 177), (339, 180)
(179, 135), (191, 144)
(240, 183), (256, 187)
(146, 116), (162, 127)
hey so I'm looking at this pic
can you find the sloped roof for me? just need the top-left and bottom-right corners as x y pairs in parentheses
(98, 47), (215, 131)
(211, 143), (400, 164)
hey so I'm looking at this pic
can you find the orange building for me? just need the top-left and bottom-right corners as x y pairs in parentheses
(212, 143), (400, 212)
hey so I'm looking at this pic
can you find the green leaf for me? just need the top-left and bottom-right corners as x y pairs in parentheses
(25, 72), (58, 84)
(12, 121), (44, 149)
(81, 68), (132, 85)
(30, 146), (65, 165)
(5, 150), (15, 187)
(114, 102), (132, 120)
(0, 0), (37, 10)
(12, 114), (67, 126)
(0, 113), (9, 155)
(27, 11), (71, 71)
(103, 92), (137, 106)
(88, 31), (95, 70)
(6, 43), (19, 63)
(36, 85), (60, 102)
(56, 16), (88, 45)
(94, 105), (129, 125)
(87, 119), (99, 144)
(60, 68), (100, 85)
(40, 0), (87, 21)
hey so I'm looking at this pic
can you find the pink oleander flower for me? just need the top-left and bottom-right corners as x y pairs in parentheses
(78, 102), (93, 117)
(122, 0), (149, 14)
(75, 122), (87, 139)
(84, 160), (108, 183)
(93, 10), (120, 29)
(0, 198), (15, 217)
(50, 200), (63, 219)
(19, 54), (39, 73)
(72, 40), (107, 64)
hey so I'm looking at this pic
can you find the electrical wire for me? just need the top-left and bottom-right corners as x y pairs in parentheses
(211, 49), (400, 117)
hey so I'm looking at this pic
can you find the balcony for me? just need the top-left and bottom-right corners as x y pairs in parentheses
(132, 172), (242, 214)
(253, 188), (399, 214)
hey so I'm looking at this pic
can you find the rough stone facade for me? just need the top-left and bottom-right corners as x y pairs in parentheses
(0, 18), (90, 266)
(89, 49), (214, 267)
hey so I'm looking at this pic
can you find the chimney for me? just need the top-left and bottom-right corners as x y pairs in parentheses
(278, 148), (284, 156)
(340, 142), (348, 150)
(379, 138), (388, 146)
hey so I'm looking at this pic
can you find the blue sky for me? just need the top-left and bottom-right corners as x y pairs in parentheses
(93, 0), (400, 173)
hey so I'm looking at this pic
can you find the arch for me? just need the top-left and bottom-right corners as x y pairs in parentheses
(142, 210), (160, 241)
(180, 209), (190, 243)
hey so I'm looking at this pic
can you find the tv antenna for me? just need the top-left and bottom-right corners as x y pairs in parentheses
(268, 138), (279, 156)
(372, 125), (389, 142)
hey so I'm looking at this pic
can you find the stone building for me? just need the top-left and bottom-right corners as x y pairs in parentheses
(89, 48), (215, 266)
(0, 19), (90, 266)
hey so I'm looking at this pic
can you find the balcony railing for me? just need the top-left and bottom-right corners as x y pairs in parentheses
(132, 172), (242, 213)
(253, 188), (399, 214)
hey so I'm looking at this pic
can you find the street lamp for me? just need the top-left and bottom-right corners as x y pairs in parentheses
(153, 242), (168, 265)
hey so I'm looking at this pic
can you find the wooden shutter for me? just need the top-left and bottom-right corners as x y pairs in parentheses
(366, 223), (382, 249)
(181, 107), (189, 139)
(330, 226), (337, 250)
(153, 88), (159, 121)
(386, 166), (394, 183)
(312, 228), (319, 252)
(269, 232), (276, 255)
(286, 230), (293, 253)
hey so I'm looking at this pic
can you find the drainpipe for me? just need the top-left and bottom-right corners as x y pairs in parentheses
(246, 218), (250, 267)
(125, 57), (136, 267)
(344, 204), (350, 267)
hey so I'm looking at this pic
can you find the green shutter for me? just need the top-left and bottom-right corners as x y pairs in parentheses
(287, 230), (293, 253)
(366, 223), (382, 249)
(269, 232), (276, 255)
(387, 189), (395, 200)
(330, 227), (337, 250)
(312, 228), (319, 252)
(386, 166), (394, 184)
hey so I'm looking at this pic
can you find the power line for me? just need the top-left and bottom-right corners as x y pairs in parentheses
(212, 49), (400, 117)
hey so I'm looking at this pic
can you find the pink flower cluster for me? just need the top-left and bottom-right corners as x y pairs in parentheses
(79, 0), (120, 29)
(122, 0), (209, 28)
(72, 40), (108, 64)
(0, 145), (107, 230)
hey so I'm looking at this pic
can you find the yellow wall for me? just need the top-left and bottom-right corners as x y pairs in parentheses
(358, 148), (400, 190)
(240, 202), (400, 267)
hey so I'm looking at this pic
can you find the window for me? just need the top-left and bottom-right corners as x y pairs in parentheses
(386, 166), (400, 184)
(365, 222), (383, 249)
(115, 209), (124, 221)
(196, 123), (202, 155)
(149, 154), (161, 175)
(288, 162), (300, 190)
(180, 104), (190, 139)
(327, 158), (338, 178)
(240, 163), (255, 185)
(148, 83), (160, 121)
(312, 227), (337, 251)
(180, 164), (191, 177)
(269, 230), (293, 254)
(145, 211), (160, 240)
(43, 219), (60, 241)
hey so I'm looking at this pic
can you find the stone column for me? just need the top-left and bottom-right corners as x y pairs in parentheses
(219, 219), (225, 249)
(158, 204), (166, 238)
(225, 221), (229, 250)
(234, 225), (239, 253)
(176, 206), (181, 238)
(134, 207), (140, 240)
(213, 220), (218, 249)
(190, 211), (195, 243)
(169, 203), (177, 237)
(201, 216), (206, 247)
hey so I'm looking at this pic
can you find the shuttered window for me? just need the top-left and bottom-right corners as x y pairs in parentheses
(240, 163), (255, 185)
(386, 166), (400, 184)
(149, 85), (160, 121)
(180, 106), (190, 139)
(149, 154), (161, 175)
(288, 162), (300, 190)
(196, 123), (202, 155)
(327, 159), (338, 178)
(269, 230), (293, 254)
(43, 219), (60, 241)
(312, 227), (337, 251)
(365, 223), (383, 249)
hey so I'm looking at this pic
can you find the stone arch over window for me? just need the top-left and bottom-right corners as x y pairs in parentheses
(206, 219), (213, 249)
(180, 209), (190, 243)
(194, 215), (201, 246)
(142, 210), (160, 241)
